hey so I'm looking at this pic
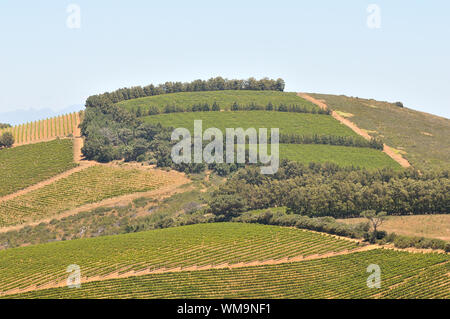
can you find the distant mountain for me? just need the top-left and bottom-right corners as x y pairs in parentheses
(0, 105), (84, 126)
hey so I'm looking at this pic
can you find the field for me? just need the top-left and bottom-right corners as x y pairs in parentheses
(4, 249), (448, 299)
(310, 94), (450, 170)
(0, 139), (77, 197)
(279, 144), (400, 169)
(0, 223), (359, 294)
(0, 112), (81, 146)
(339, 214), (450, 241)
(143, 111), (359, 137)
(0, 165), (173, 227)
(117, 90), (319, 112)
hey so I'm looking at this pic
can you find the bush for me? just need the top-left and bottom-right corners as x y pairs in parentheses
(395, 102), (404, 108)
(0, 132), (14, 149)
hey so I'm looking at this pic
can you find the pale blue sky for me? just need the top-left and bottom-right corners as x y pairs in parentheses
(0, 0), (449, 124)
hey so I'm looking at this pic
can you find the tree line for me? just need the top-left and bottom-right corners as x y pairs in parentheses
(278, 133), (384, 150)
(85, 77), (286, 109)
(0, 123), (11, 129)
(208, 161), (449, 219)
(131, 102), (329, 116)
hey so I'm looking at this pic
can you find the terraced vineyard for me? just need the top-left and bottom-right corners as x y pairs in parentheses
(0, 112), (81, 145)
(0, 165), (172, 227)
(279, 144), (400, 169)
(117, 90), (319, 113)
(0, 139), (77, 197)
(0, 223), (359, 295)
(143, 111), (357, 137)
(4, 249), (448, 299)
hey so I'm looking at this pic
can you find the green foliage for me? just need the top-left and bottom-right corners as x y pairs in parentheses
(0, 132), (14, 149)
(208, 162), (450, 219)
(0, 139), (76, 197)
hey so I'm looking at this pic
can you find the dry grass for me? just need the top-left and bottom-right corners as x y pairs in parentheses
(338, 215), (450, 241)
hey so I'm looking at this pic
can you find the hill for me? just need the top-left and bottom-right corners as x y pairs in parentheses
(309, 94), (450, 170)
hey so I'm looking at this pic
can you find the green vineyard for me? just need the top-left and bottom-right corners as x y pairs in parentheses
(4, 249), (448, 299)
(279, 144), (400, 169)
(143, 111), (357, 137)
(0, 223), (359, 294)
(0, 165), (172, 227)
(0, 112), (82, 146)
(117, 90), (319, 113)
(0, 139), (77, 197)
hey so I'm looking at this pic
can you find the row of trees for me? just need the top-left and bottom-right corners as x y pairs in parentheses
(132, 102), (329, 117)
(0, 132), (14, 149)
(85, 77), (286, 109)
(278, 133), (384, 150)
(208, 162), (449, 219)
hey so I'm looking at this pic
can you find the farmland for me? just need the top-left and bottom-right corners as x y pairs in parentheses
(117, 90), (319, 113)
(4, 249), (448, 299)
(0, 223), (359, 294)
(0, 139), (77, 197)
(0, 165), (173, 227)
(143, 111), (359, 137)
(0, 112), (82, 146)
(278, 144), (400, 169)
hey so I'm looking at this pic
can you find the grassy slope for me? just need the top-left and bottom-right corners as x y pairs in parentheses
(6, 249), (449, 299)
(0, 139), (77, 197)
(117, 90), (318, 112)
(310, 94), (450, 170)
(0, 223), (358, 293)
(339, 214), (450, 241)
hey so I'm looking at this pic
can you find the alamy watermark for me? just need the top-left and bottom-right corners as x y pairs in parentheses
(67, 264), (81, 288)
(66, 4), (81, 29)
(366, 264), (381, 288)
(367, 4), (381, 29)
(171, 120), (280, 174)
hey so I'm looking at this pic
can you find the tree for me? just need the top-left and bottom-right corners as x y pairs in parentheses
(361, 210), (387, 240)
(0, 132), (14, 149)
(212, 101), (220, 111)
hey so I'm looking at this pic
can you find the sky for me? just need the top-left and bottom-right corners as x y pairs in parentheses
(0, 0), (449, 125)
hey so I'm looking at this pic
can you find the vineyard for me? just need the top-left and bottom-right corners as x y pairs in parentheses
(143, 111), (358, 137)
(279, 144), (400, 169)
(117, 90), (319, 113)
(0, 165), (173, 227)
(0, 223), (359, 294)
(0, 139), (76, 197)
(0, 112), (82, 146)
(3, 249), (448, 299)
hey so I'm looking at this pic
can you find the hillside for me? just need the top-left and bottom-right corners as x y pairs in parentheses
(0, 79), (448, 300)
(309, 94), (450, 170)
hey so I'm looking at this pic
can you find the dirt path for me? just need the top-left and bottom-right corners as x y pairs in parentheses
(298, 93), (411, 168)
(1, 245), (379, 296)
